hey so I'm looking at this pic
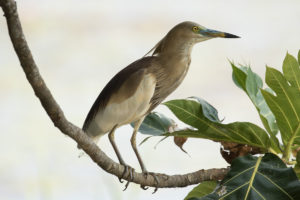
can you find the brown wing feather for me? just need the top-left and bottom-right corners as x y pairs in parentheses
(82, 56), (158, 131)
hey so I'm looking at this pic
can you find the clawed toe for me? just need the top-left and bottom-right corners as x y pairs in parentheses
(143, 171), (159, 185)
(140, 185), (149, 190)
(118, 164), (133, 183)
(118, 165), (127, 183)
(142, 171), (159, 193)
(152, 187), (158, 194)
(118, 165), (134, 191)
(118, 166), (159, 192)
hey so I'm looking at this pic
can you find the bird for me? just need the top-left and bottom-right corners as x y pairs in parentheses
(81, 21), (239, 180)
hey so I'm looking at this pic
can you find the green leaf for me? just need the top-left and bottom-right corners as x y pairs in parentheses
(283, 53), (300, 92)
(261, 67), (300, 146)
(164, 99), (270, 150)
(189, 96), (221, 123)
(231, 63), (280, 152)
(231, 64), (280, 152)
(193, 153), (300, 200)
(231, 63), (247, 90)
(298, 50), (300, 65)
(184, 181), (218, 200)
(245, 67), (280, 152)
(131, 112), (176, 136)
(245, 67), (263, 98)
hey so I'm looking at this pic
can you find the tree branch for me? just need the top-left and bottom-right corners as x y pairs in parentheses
(0, 0), (229, 189)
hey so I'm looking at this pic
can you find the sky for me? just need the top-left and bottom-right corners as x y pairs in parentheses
(0, 0), (300, 199)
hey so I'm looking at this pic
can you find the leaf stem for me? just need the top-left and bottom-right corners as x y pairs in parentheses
(283, 123), (300, 162)
(268, 148), (277, 154)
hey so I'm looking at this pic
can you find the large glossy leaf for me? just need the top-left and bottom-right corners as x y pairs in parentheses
(184, 181), (217, 200)
(192, 153), (300, 200)
(164, 99), (270, 150)
(231, 64), (280, 152)
(261, 66), (300, 146)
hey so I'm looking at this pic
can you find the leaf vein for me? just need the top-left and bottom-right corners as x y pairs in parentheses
(264, 91), (294, 134)
(223, 167), (255, 185)
(244, 156), (262, 200)
(252, 187), (266, 200)
(221, 181), (249, 199)
(270, 69), (300, 121)
(287, 57), (300, 92)
(247, 125), (265, 145)
(257, 171), (293, 200)
(165, 103), (233, 140)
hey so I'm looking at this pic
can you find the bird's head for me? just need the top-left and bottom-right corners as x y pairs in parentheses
(172, 21), (240, 43)
(150, 21), (239, 56)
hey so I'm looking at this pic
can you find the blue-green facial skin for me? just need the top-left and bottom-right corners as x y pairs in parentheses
(192, 26), (204, 33)
(192, 26), (223, 37)
(199, 29), (224, 37)
(192, 26), (239, 38)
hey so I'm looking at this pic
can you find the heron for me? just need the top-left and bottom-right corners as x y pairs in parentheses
(81, 21), (239, 181)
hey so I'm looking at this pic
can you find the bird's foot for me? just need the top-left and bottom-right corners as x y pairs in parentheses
(141, 171), (159, 193)
(118, 164), (133, 183)
(118, 164), (135, 191)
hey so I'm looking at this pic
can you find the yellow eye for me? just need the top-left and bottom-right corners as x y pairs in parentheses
(192, 26), (199, 32)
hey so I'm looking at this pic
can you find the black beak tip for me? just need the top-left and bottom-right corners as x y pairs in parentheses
(224, 33), (240, 38)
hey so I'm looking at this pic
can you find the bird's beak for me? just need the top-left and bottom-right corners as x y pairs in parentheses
(200, 29), (240, 38)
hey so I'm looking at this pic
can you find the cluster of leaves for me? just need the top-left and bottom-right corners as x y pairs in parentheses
(136, 51), (300, 199)
(185, 154), (300, 200)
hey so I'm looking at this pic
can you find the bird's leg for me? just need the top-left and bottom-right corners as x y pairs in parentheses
(131, 117), (147, 173)
(108, 125), (134, 184)
(131, 117), (160, 190)
(108, 125), (125, 164)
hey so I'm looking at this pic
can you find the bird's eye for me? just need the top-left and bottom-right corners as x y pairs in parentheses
(192, 26), (199, 32)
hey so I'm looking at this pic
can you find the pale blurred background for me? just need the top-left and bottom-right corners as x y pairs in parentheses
(0, 0), (300, 199)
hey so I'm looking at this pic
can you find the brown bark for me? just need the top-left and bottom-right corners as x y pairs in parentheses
(0, 0), (229, 189)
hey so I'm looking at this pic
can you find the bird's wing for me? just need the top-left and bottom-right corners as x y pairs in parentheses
(82, 56), (158, 131)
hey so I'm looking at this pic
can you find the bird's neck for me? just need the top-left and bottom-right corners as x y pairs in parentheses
(153, 39), (193, 93)
(160, 37), (194, 56)
(159, 49), (192, 72)
(155, 37), (194, 67)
